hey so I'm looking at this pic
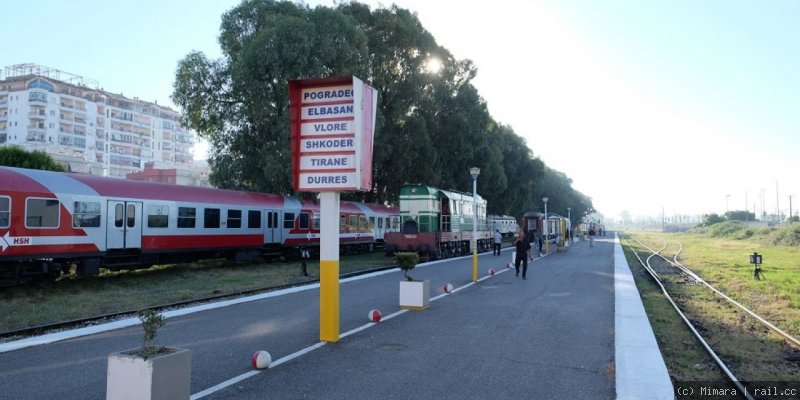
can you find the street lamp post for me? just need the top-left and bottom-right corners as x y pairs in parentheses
(470, 167), (480, 282)
(543, 197), (549, 255)
(567, 207), (571, 243)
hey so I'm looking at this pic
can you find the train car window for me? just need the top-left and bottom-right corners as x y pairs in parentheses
(147, 204), (169, 228)
(340, 214), (345, 230)
(0, 196), (11, 228)
(227, 209), (242, 229)
(178, 207), (196, 228)
(349, 215), (357, 231)
(73, 201), (101, 228)
(313, 213), (320, 230)
(298, 213), (310, 229)
(115, 204), (124, 228)
(126, 204), (136, 228)
(377, 217), (383, 229)
(267, 212), (275, 229)
(204, 208), (220, 228)
(272, 212), (278, 228)
(369, 216), (375, 230)
(25, 198), (60, 228)
(283, 213), (295, 229)
(359, 215), (367, 231)
(248, 210), (261, 229)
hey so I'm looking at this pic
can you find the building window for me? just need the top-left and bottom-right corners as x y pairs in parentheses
(73, 201), (101, 227)
(178, 207), (196, 228)
(26, 198), (60, 228)
(227, 209), (241, 229)
(147, 204), (169, 228)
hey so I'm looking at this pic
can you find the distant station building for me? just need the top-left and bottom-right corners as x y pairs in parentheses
(0, 63), (201, 180)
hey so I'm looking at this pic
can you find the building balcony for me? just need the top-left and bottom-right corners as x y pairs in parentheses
(0, 99), (7, 107)
(0, 133), (6, 143)
(26, 129), (47, 142)
(28, 111), (47, 119)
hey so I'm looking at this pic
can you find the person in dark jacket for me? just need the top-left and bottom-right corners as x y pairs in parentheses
(514, 231), (532, 279)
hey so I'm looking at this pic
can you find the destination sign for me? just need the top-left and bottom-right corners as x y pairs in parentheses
(299, 172), (356, 190)
(301, 85), (354, 102)
(300, 154), (355, 170)
(289, 76), (376, 192)
(300, 137), (355, 153)
(300, 120), (354, 136)
(301, 104), (354, 120)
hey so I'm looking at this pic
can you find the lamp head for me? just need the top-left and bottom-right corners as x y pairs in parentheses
(469, 167), (480, 180)
(543, 197), (549, 203)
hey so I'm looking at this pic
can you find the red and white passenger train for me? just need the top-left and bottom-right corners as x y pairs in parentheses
(0, 166), (399, 283)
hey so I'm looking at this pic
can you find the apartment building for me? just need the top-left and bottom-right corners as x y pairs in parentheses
(0, 63), (199, 179)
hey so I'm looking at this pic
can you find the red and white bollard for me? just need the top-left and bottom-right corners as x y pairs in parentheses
(488, 268), (496, 276)
(443, 283), (454, 293)
(368, 309), (382, 322)
(251, 350), (272, 369)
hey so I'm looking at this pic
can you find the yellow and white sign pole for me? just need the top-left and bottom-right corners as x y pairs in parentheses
(319, 192), (340, 342)
(470, 167), (480, 282)
(290, 76), (377, 343)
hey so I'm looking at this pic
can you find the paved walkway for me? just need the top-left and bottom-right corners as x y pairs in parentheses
(0, 232), (672, 399)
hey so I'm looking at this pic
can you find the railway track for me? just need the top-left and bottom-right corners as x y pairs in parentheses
(621, 233), (800, 399)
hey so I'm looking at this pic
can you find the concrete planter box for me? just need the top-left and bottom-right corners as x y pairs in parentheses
(399, 279), (430, 310)
(106, 347), (191, 400)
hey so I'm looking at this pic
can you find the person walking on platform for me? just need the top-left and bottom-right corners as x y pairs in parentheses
(493, 229), (502, 256)
(514, 231), (532, 279)
(588, 227), (596, 247)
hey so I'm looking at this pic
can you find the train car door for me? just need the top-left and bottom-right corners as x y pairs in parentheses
(106, 201), (142, 250)
(264, 209), (282, 244)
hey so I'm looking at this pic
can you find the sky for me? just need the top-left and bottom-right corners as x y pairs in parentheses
(2, 0), (798, 220)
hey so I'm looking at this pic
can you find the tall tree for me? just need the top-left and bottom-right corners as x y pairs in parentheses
(172, 0), (593, 221)
(173, 0), (368, 193)
(0, 146), (65, 172)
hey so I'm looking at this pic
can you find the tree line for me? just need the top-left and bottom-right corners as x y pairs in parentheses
(171, 0), (593, 223)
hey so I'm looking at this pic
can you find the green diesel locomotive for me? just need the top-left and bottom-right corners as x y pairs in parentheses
(384, 184), (492, 259)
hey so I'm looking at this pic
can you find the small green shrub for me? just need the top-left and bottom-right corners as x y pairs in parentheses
(395, 252), (420, 281)
(707, 221), (747, 238)
(137, 309), (165, 358)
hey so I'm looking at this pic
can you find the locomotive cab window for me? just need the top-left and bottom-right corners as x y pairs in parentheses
(178, 207), (196, 228)
(313, 212), (320, 230)
(359, 215), (367, 231)
(26, 198), (60, 228)
(204, 208), (220, 228)
(147, 204), (169, 228)
(227, 209), (242, 229)
(248, 210), (261, 229)
(0, 196), (10, 228)
(73, 201), (101, 227)
(284, 213), (295, 229)
(298, 212), (310, 230)
(349, 215), (357, 231)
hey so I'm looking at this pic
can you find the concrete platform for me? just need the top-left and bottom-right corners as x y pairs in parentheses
(0, 232), (672, 400)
